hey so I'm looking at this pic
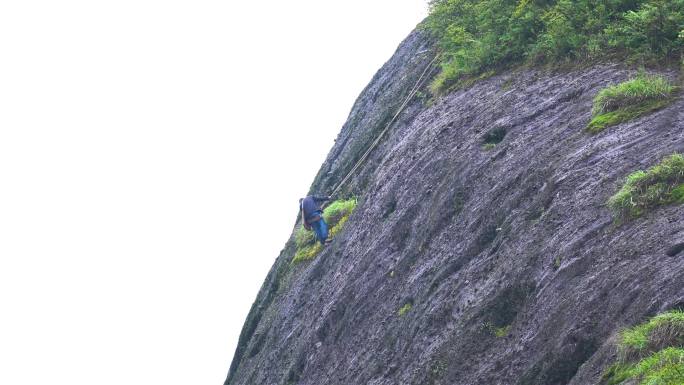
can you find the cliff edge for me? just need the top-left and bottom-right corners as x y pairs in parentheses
(224, 28), (684, 385)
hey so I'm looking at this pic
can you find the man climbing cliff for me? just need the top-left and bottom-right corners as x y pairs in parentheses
(300, 195), (332, 245)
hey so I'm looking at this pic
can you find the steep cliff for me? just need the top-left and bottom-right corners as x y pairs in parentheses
(224, 28), (684, 385)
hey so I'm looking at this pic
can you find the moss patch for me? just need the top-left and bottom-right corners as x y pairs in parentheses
(482, 321), (512, 338)
(292, 198), (357, 264)
(398, 302), (413, 317)
(608, 154), (684, 220)
(586, 98), (674, 134)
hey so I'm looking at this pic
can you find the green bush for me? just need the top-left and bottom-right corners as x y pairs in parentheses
(292, 198), (357, 264)
(592, 74), (675, 115)
(603, 311), (684, 385)
(608, 154), (684, 220)
(423, 0), (684, 94)
(606, 2), (684, 58)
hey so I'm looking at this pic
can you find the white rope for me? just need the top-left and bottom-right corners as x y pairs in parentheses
(328, 53), (441, 198)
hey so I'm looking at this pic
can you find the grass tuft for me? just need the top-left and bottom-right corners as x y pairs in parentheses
(586, 98), (673, 134)
(603, 311), (684, 385)
(294, 223), (316, 249)
(592, 74), (675, 115)
(609, 348), (684, 385)
(626, 347), (684, 385)
(292, 198), (357, 264)
(587, 74), (676, 133)
(322, 199), (357, 225)
(602, 363), (633, 385)
(618, 310), (684, 362)
(608, 154), (684, 220)
(494, 325), (511, 338)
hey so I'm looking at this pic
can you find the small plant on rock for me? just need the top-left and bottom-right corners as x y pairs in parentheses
(593, 74), (675, 115)
(398, 302), (413, 317)
(587, 74), (677, 133)
(608, 154), (684, 220)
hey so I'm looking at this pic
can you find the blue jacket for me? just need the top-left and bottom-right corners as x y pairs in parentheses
(300, 195), (329, 222)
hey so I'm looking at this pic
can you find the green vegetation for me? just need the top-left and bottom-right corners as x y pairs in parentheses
(587, 98), (674, 133)
(398, 302), (413, 316)
(292, 198), (357, 264)
(483, 321), (512, 337)
(623, 348), (684, 385)
(494, 324), (512, 338)
(603, 311), (684, 385)
(482, 143), (497, 151)
(619, 310), (684, 361)
(423, 0), (684, 94)
(608, 154), (684, 220)
(587, 74), (677, 133)
(592, 74), (675, 115)
(672, 184), (684, 202)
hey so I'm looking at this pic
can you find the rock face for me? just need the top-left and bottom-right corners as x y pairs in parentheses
(224, 29), (684, 385)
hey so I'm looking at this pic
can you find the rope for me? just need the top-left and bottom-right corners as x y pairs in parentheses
(327, 53), (441, 198)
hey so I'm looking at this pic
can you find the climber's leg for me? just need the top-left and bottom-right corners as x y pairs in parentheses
(312, 218), (329, 245)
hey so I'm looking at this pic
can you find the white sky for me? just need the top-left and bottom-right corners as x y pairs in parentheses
(0, 2), (427, 384)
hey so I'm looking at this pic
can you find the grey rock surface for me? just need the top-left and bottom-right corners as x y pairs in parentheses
(225, 29), (684, 385)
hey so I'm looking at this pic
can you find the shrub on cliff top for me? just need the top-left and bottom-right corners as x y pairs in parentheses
(608, 154), (684, 220)
(292, 198), (357, 264)
(423, 0), (684, 94)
